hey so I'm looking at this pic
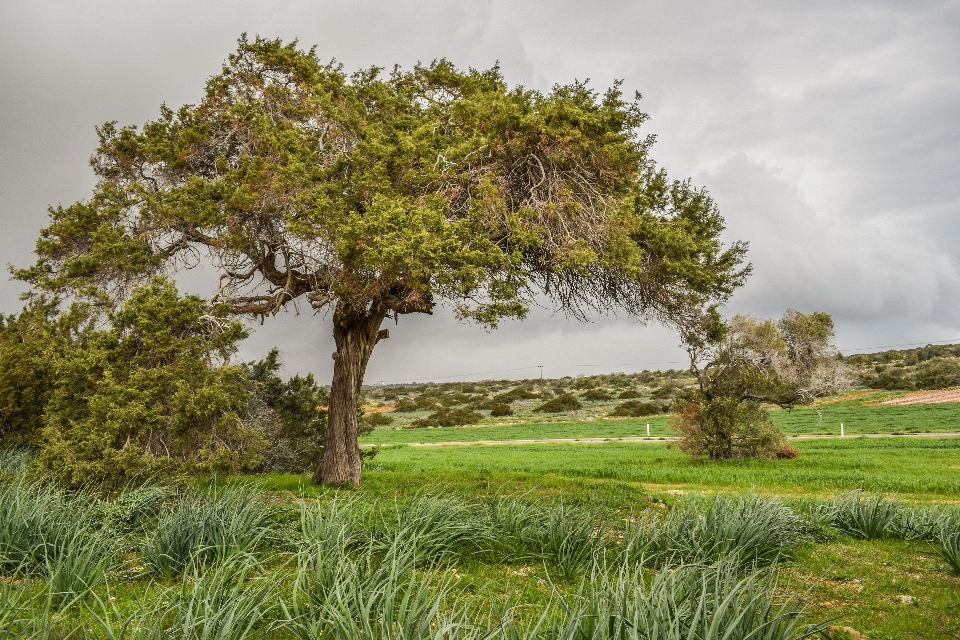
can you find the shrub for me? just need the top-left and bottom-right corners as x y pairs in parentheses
(581, 389), (613, 401)
(492, 386), (539, 404)
(411, 408), (484, 428)
(141, 484), (275, 577)
(938, 516), (960, 573)
(533, 393), (583, 413)
(36, 278), (262, 488)
(617, 389), (641, 399)
(362, 411), (394, 427)
(609, 400), (662, 418)
(489, 404), (513, 417)
(246, 349), (328, 473)
(673, 397), (787, 460)
(393, 398), (418, 412)
(916, 359), (960, 390)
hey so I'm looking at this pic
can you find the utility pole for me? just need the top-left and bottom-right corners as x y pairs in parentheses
(538, 365), (544, 394)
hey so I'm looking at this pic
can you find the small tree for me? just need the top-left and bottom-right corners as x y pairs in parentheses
(676, 308), (852, 459)
(37, 278), (259, 487)
(17, 37), (748, 485)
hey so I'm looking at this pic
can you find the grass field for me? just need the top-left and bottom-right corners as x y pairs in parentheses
(360, 401), (960, 446)
(4, 436), (960, 638)
(352, 437), (960, 502)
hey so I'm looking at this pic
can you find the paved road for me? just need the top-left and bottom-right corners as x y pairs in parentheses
(362, 432), (960, 448)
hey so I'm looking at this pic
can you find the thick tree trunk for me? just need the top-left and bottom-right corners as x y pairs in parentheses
(312, 303), (388, 486)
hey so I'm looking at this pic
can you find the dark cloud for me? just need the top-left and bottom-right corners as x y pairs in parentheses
(2, 0), (958, 380)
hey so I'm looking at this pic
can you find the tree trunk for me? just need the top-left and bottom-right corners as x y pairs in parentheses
(312, 303), (388, 486)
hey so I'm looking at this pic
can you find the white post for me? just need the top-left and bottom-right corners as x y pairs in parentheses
(646, 423), (650, 436)
(840, 423), (845, 437)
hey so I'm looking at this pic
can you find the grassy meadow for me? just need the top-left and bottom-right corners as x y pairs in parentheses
(5, 395), (960, 638)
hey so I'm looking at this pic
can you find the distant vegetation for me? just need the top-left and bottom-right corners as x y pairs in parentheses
(846, 343), (960, 390)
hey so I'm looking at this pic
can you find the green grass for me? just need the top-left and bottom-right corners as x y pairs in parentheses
(360, 401), (960, 445)
(360, 416), (673, 444)
(353, 437), (960, 501)
(770, 401), (960, 434)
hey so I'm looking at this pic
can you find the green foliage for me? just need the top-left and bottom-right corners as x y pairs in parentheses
(35, 278), (260, 488)
(916, 359), (960, 389)
(0, 299), (68, 448)
(411, 408), (484, 428)
(534, 393), (583, 413)
(581, 389), (613, 401)
(622, 495), (805, 570)
(141, 484), (275, 578)
(609, 400), (663, 418)
(617, 389), (641, 399)
(937, 518), (960, 574)
(816, 491), (900, 540)
(489, 404), (514, 417)
(674, 396), (787, 460)
(393, 398), (418, 412)
(246, 348), (329, 473)
(492, 387), (540, 404)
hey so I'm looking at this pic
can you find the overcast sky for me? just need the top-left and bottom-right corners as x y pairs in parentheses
(2, 1), (959, 384)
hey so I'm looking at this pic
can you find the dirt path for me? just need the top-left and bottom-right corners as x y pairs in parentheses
(363, 432), (960, 447)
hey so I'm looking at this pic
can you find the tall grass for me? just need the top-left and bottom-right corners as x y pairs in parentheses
(289, 537), (469, 640)
(371, 493), (481, 564)
(622, 496), (805, 570)
(91, 555), (280, 640)
(496, 560), (823, 640)
(936, 514), (960, 574)
(141, 484), (275, 577)
(816, 491), (899, 539)
(0, 477), (120, 600)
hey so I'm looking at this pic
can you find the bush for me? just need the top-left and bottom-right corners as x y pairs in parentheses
(916, 359), (960, 390)
(362, 411), (394, 427)
(533, 393), (583, 413)
(622, 495), (805, 570)
(492, 386), (539, 404)
(393, 397), (418, 412)
(674, 397), (787, 460)
(581, 389), (613, 401)
(617, 389), (641, 399)
(245, 349), (328, 473)
(489, 404), (513, 417)
(609, 400), (662, 418)
(411, 408), (484, 428)
(36, 278), (262, 488)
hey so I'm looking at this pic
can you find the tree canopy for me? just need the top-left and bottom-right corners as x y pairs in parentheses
(18, 36), (749, 485)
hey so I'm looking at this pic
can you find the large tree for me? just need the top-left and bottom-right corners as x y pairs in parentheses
(17, 36), (748, 485)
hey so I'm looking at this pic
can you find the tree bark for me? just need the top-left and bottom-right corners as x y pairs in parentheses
(312, 302), (389, 486)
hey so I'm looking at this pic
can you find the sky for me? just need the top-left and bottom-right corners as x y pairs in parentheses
(2, 0), (959, 384)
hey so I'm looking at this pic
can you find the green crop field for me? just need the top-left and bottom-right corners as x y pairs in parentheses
(360, 400), (960, 445)
(354, 437), (960, 501)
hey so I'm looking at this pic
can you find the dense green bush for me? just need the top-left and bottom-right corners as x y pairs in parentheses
(489, 404), (514, 417)
(492, 386), (539, 404)
(37, 278), (262, 488)
(609, 400), (663, 417)
(411, 408), (484, 428)
(674, 397), (787, 460)
(0, 299), (67, 448)
(617, 389), (641, 399)
(916, 359), (960, 389)
(245, 349), (329, 473)
(393, 397), (418, 412)
(534, 393), (583, 413)
(581, 389), (613, 401)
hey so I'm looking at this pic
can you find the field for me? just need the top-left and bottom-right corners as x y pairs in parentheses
(359, 398), (960, 445)
(4, 402), (960, 638)
(3, 445), (960, 639)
